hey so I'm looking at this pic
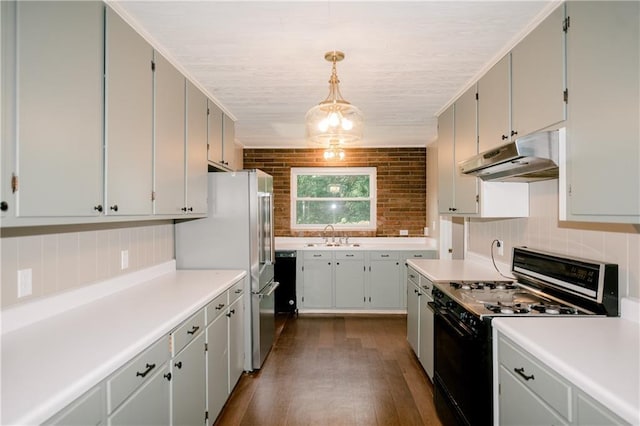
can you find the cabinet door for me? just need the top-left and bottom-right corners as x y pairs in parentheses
(172, 332), (206, 426)
(437, 105), (455, 214)
(16, 1), (104, 217)
(562, 1), (640, 222)
(222, 114), (236, 169)
(477, 55), (511, 152)
(369, 260), (401, 308)
(109, 364), (171, 426)
(576, 391), (629, 426)
(512, 4), (565, 139)
(335, 259), (366, 308)
(154, 52), (185, 215)
(105, 7), (153, 216)
(498, 365), (568, 425)
(228, 297), (245, 391)
(453, 86), (479, 214)
(418, 296), (434, 380)
(206, 312), (229, 422)
(185, 81), (208, 214)
(406, 283), (420, 356)
(207, 101), (224, 164)
(1, 0), (16, 220)
(45, 385), (104, 426)
(302, 259), (333, 308)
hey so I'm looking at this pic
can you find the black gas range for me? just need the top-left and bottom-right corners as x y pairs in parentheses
(431, 247), (619, 426)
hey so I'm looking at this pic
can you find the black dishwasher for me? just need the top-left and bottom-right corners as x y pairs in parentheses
(274, 251), (297, 314)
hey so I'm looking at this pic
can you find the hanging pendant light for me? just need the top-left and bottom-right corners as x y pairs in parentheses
(306, 51), (364, 147)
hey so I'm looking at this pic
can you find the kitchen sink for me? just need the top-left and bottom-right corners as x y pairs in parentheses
(304, 242), (361, 248)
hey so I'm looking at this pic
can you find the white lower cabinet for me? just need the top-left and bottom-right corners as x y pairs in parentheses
(335, 252), (366, 308)
(44, 385), (105, 426)
(406, 270), (421, 355)
(299, 249), (437, 311)
(418, 285), (434, 380)
(227, 296), (245, 391)
(406, 265), (435, 381)
(496, 333), (629, 426)
(109, 364), (171, 426)
(206, 305), (229, 421)
(172, 332), (206, 426)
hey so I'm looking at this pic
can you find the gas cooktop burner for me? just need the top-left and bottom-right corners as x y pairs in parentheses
(450, 281), (516, 291)
(484, 302), (531, 314)
(529, 303), (578, 315)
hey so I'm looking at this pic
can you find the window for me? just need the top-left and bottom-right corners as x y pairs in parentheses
(291, 167), (376, 230)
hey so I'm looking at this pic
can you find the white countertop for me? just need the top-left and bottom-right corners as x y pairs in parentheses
(493, 315), (640, 425)
(275, 236), (438, 252)
(407, 258), (510, 282)
(1, 267), (246, 425)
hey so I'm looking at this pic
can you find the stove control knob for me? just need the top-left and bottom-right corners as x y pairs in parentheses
(445, 301), (456, 309)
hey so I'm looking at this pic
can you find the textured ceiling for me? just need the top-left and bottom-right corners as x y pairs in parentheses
(109, 1), (558, 148)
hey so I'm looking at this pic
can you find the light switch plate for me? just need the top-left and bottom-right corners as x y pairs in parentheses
(18, 268), (33, 298)
(399, 230), (409, 236)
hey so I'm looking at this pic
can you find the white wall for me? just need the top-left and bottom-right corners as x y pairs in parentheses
(467, 180), (640, 298)
(1, 221), (175, 308)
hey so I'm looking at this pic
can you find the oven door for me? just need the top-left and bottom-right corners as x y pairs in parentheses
(432, 303), (492, 426)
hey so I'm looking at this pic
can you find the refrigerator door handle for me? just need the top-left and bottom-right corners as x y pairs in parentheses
(258, 192), (275, 265)
(267, 193), (275, 265)
(265, 280), (280, 297)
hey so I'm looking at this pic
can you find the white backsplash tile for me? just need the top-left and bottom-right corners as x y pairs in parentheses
(1, 221), (175, 309)
(468, 181), (640, 299)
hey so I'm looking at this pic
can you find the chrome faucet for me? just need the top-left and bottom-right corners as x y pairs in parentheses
(322, 224), (335, 244)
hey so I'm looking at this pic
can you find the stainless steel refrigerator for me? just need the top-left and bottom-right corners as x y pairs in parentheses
(175, 170), (277, 371)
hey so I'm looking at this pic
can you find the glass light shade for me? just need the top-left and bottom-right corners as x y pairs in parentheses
(306, 100), (364, 145)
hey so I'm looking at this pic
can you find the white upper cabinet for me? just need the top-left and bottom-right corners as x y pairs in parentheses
(14, 1), (104, 217)
(185, 81), (208, 214)
(478, 4), (566, 153)
(438, 86), (478, 215)
(154, 52), (186, 215)
(105, 7), (153, 216)
(477, 55), (511, 153)
(511, 4), (566, 139)
(223, 114), (237, 169)
(207, 101), (224, 165)
(561, 1), (640, 223)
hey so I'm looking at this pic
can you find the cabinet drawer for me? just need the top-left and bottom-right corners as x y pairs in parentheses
(228, 279), (244, 304)
(335, 251), (363, 260)
(107, 336), (170, 413)
(304, 251), (331, 260)
(171, 309), (205, 356)
(498, 336), (572, 420)
(206, 292), (228, 324)
(407, 267), (420, 286)
(404, 251), (436, 260)
(369, 251), (399, 260)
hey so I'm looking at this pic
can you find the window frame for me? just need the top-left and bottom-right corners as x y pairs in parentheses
(290, 167), (377, 231)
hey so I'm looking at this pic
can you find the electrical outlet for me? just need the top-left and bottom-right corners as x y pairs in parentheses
(497, 240), (504, 256)
(399, 229), (409, 236)
(121, 250), (129, 270)
(18, 268), (33, 298)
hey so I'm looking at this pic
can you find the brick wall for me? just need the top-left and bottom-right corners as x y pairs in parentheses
(243, 148), (427, 237)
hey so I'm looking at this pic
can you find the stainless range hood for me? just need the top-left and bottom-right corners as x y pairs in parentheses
(460, 130), (559, 182)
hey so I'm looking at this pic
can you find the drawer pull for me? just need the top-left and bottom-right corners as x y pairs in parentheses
(381, 254), (389, 257)
(187, 326), (200, 335)
(514, 367), (535, 381)
(313, 254), (322, 257)
(235, 289), (242, 294)
(174, 361), (183, 369)
(346, 254), (354, 257)
(136, 363), (156, 378)
(414, 254), (423, 258)
(215, 303), (225, 310)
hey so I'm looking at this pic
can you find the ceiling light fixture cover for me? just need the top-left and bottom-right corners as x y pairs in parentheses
(306, 51), (364, 146)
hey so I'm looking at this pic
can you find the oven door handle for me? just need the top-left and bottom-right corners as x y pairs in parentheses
(433, 305), (475, 340)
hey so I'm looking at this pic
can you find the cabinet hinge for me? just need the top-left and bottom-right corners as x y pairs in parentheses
(151, 191), (156, 201)
(301, 296), (304, 302)
(568, 184), (572, 196)
(11, 173), (18, 193)
(207, 107), (210, 116)
(205, 411), (209, 421)
(207, 143), (210, 152)
(205, 343), (208, 351)
(563, 16), (570, 32)
(364, 266), (366, 272)
(302, 266), (304, 272)
(475, 92), (479, 101)
(151, 60), (156, 71)
(475, 194), (479, 203)
(563, 89), (569, 103)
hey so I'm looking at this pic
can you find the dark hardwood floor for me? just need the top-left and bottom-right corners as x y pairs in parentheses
(215, 314), (442, 426)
